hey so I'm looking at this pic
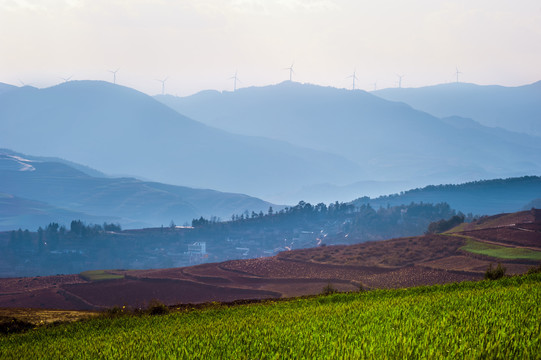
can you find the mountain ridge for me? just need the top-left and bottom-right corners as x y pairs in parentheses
(372, 80), (541, 136)
(156, 81), (541, 193)
(353, 176), (541, 215)
(0, 80), (364, 202)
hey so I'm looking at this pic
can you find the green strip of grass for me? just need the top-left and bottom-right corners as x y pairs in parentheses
(460, 239), (541, 260)
(80, 270), (124, 282)
(1, 274), (540, 359)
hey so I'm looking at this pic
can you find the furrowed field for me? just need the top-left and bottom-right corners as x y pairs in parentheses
(1, 274), (540, 359)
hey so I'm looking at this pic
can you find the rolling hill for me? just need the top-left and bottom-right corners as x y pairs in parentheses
(156, 81), (541, 194)
(0, 81), (364, 203)
(372, 81), (541, 137)
(0, 192), (121, 232)
(0, 149), (275, 230)
(352, 176), (541, 215)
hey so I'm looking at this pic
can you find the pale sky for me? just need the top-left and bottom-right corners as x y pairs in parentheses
(1, 0), (540, 95)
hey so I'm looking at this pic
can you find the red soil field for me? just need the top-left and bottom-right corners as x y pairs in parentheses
(1, 210), (539, 312)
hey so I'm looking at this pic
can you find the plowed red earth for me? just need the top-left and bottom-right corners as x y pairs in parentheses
(1, 210), (539, 313)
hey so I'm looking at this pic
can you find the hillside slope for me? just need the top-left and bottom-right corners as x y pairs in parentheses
(353, 176), (541, 215)
(0, 150), (275, 230)
(0, 193), (121, 231)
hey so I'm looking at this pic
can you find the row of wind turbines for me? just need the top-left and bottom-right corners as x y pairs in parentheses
(46, 65), (464, 94)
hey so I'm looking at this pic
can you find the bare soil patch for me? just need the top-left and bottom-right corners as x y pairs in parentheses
(62, 278), (280, 309)
(278, 234), (465, 268)
(459, 228), (541, 250)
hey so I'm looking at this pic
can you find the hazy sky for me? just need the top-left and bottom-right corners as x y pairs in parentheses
(1, 0), (540, 95)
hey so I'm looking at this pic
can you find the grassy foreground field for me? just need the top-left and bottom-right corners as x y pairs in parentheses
(1, 274), (540, 359)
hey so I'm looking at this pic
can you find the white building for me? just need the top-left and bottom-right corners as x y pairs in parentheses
(188, 242), (206, 255)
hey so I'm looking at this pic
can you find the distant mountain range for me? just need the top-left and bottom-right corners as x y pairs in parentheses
(156, 81), (541, 196)
(2, 79), (540, 207)
(372, 81), (541, 137)
(0, 149), (275, 231)
(352, 176), (541, 216)
(0, 81), (364, 203)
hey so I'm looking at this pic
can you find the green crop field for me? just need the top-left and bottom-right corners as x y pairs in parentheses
(79, 270), (124, 282)
(460, 239), (541, 261)
(1, 274), (540, 359)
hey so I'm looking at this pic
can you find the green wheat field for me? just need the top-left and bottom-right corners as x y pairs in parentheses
(1, 273), (540, 359)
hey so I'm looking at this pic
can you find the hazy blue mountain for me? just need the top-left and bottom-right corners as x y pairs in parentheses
(352, 176), (541, 216)
(372, 81), (541, 137)
(156, 81), (541, 189)
(0, 82), (17, 95)
(0, 150), (277, 230)
(0, 193), (123, 232)
(0, 81), (364, 202)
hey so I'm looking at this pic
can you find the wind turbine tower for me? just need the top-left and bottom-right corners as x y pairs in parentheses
(396, 74), (404, 88)
(229, 70), (240, 91)
(109, 68), (119, 84)
(156, 77), (168, 95)
(455, 67), (463, 83)
(284, 63), (295, 81)
(346, 70), (359, 90)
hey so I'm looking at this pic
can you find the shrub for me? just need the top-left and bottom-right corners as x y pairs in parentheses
(0, 317), (34, 335)
(527, 264), (541, 275)
(485, 263), (506, 280)
(427, 214), (465, 234)
(321, 283), (338, 295)
(147, 300), (170, 315)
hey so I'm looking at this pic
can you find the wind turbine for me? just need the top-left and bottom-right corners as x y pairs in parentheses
(156, 77), (168, 95)
(396, 74), (404, 88)
(60, 75), (72, 83)
(455, 66), (463, 83)
(346, 70), (359, 90)
(109, 68), (119, 84)
(284, 62), (295, 81)
(373, 82), (377, 91)
(229, 70), (241, 91)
